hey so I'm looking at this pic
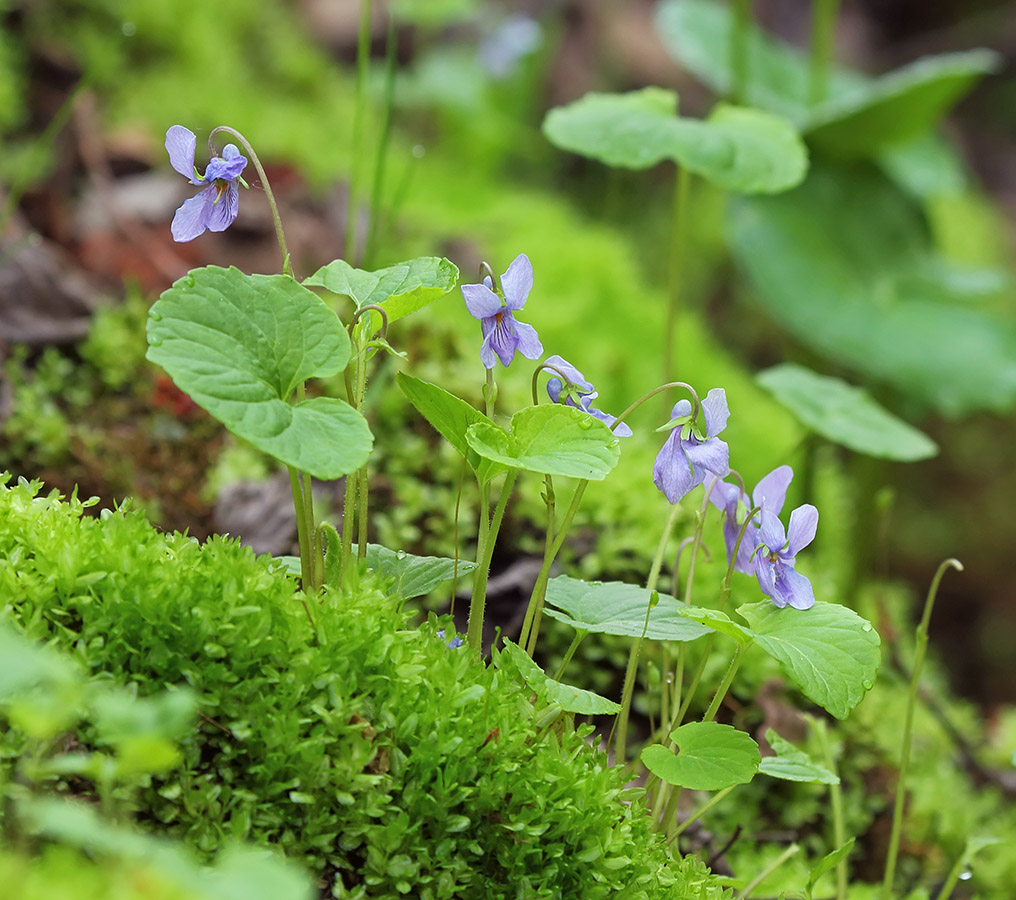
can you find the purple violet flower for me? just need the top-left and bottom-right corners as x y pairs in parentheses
(544, 354), (633, 437)
(710, 465), (794, 574)
(165, 125), (248, 242)
(653, 388), (730, 504)
(461, 254), (543, 369)
(752, 504), (819, 610)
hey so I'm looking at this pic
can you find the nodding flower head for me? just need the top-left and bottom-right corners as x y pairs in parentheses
(710, 465), (794, 574)
(652, 388), (730, 504)
(460, 254), (543, 369)
(544, 354), (632, 437)
(165, 125), (248, 242)
(752, 504), (819, 610)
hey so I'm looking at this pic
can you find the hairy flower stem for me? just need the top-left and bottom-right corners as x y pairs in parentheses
(467, 470), (519, 651)
(208, 126), (292, 277)
(815, 717), (848, 900)
(882, 558), (964, 899)
(519, 481), (589, 656)
(614, 503), (681, 762)
(731, 0), (754, 105)
(662, 165), (690, 411)
(702, 642), (751, 724)
(809, 0), (841, 106)
(738, 843), (799, 900)
(346, 0), (373, 263)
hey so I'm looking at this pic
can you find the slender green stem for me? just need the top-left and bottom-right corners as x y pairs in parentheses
(614, 503), (681, 761)
(364, 10), (397, 268)
(209, 126), (292, 276)
(702, 642), (751, 723)
(731, 0), (753, 105)
(467, 471), (519, 651)
(815, 717), (848, 900)
(738, 843), (800, 899)
(520, 481), (589, 655)
(553, 631), (586, 681)
(662, 165), (690, 399)
(668, 785), (735, 842)
(658, 781), (682, 836)
(809, 0), (841, 106)
(682, 477), (718, 607)
(355, 341), (370, 561)
(346, 0), (373, 263)
(882, 558), (964, 899)
(287, 465), (311, 586)
(484, 368), (496, 419)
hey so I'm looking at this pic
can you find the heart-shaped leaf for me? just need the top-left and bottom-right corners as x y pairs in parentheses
(397, 372), (507, 481)
(737, 601), (881, 720)
(304, 257), (459, 324)
(758, 730), (839, 784)
(355, 543), (477, 599)
(466, 405), (620, 480)
(543, 576), (712, 642)
(756, 363), (938, 461)
(729, 164), (1016, 416)
(502, 641), (621, 715)
(543, 88), (806, 194)
(641, 722), (760, 790)
(147, 266), (372, 479)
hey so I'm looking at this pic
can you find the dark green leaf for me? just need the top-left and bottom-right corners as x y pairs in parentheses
(730, 164), (1016, 416)
(466, 405), (620, 480)
(543, 576), (712, 642)
(502, 641), (621, 715)
(543, 88), (806, 194)
(147, 267), (372, 478)
(737, 601), (880, 720)
(756, 363), (937, 461)
(641, 722), (760, 790)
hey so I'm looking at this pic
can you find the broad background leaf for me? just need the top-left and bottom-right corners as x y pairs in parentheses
(737, 601), (881, 720)
(758, 730), (839, 784)
(355, 544), (477, 599)
(502, 641), (620, 715)
(303, 257), (459, 325)
(756, 363), (937, 461)
(730, 164), (1016, 417)
(147, 266), (372, 479)
(641, 722), (760, 790)
(543, 576), (712, 642)
(543, 88), (806, 194)
(466, 405), (621, 480)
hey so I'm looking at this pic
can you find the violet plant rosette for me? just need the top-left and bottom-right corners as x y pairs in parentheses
(165, 125), (249, 242)
(544, 354), (633, 437)
(461, 253), (543, 368)
(653, 388), (730, 504)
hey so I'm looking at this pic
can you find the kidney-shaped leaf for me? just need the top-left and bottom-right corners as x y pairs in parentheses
(543, 575), (712, 642)
(641, 722), (760, 790)
(756, 363), (937, 461)
(356, 543), (477, 599)
(730, 164), (1016, 416)
(758, 730), (839, 784)
(467, 405), (620, 480)
(147, 266), (372, 479)
(737, 601), (880, 720)
(543, 88), (806, 194)
(502, 641), (620, 715)
(304, 257), (459, 324)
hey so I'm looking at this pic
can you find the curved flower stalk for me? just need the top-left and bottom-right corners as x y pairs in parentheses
(753, 504), (819, 610)
(653, 387), (730, 504)
(543, 354), (633, 437)
(711, 465), (794, 574)
(461, 253), (543, 369)
(165, 125), (249, 242)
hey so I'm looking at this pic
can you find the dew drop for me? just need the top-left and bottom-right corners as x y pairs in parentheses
(607, 440), (619, 450)
(665, 675), (673, 684)
(395, 550), (407, 560)
(861, 622), (872, 632)
(185, 276), (196, 288)
(149, 337), (163, 347)
(148, 310), (162, 321)
(122, 20), (136, 36)
(577, 418), (593, 430)
(959, 869), (973, 881)
(862, 679), (874, 690)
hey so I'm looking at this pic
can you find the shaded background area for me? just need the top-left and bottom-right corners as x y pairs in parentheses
(0, 0), (1014, 705)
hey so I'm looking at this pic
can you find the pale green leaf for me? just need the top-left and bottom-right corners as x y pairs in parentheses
(756, 363), (937, 461)
(807, 838), (855, 897)
(543, 88), (806, 194)
(737, 601), (881, 719)
(679, 606), (752, 644)
(641, 722), (760, 790)
(354, 543), (477, 599)
(466, 405), (620, 480)
(502, 640), (620, 715)
(147, 266), (372, 478)
(759, 730), (839, 784)
(543, 575), (712, 642)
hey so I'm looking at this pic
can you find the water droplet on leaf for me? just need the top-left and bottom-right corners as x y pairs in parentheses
(577, 418), (592, 430)
(861, 622), (872, 632)
(862, 679), (874, 690)
(959, 869), (973, 881)
(148, 310), (162, 321)
(149, 337), (163, 347)
(607, 440), (619, 450)
(395, 550), (407, 560)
